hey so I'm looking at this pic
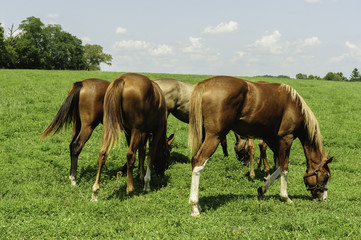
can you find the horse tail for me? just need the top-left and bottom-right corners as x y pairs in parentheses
(188, 82), (206, 156)
(282, 84), (324, 153)
(100, 78), (125, 153)
(41, 81), (82, 139)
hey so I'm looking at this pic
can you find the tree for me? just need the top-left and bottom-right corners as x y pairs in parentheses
(323, 72), (343, 81)
(307, 75), (321, 80)
(15, 16), (45, 69)
(43, 24), (85, 70)
(84, 44), (112, 71)
(350, 68), (361, 81)
(296, 73), (307, 79)
(0, 24), (5, 68)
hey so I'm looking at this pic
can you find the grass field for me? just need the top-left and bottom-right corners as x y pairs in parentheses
(1, 69), (361, 239)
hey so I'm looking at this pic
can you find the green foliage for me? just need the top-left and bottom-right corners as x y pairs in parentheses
(0, 24), (5, 68)
(1, 16), (111, 70)
(296, 73), (307, 79)
(349, 68), (361, 81)
(42, 24), (85, 70)
(84, 44), (112, 71)
(1, 70), (361, 239)
(323, 72), (344, 81)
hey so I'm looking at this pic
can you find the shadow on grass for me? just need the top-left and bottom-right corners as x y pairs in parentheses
(199, 193), (254, 212)
(170, 151), (189, 164)
(106, 174), (170, 200)
(199, 191), (312, 213)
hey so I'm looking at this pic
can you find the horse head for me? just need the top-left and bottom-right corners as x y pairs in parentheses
(153, 134), (175, 176)
(303, 153), (333, 201)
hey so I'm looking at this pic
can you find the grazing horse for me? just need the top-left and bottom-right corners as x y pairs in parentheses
(41, 78), (110, 185)
(91, 73), (171, 200)
(235, 136), (271, 179)
(188, 76), (332, 217)
(155, 78), (246, 158)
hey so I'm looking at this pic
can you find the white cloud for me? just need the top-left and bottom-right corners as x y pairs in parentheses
(345, 41), (361, 54)
(252, 30), (282, 54)
(113, 40), (173, 56)
(149, 44), (173, 56)
(115, 27), (127, 35)
(46, 14), (60, 20)
(305, 0), (322, 3)
(302, 37), (321, 47)
(114, 40), (150, 50)
(331, 41), (361, 63)
(81, 36), (91, 44)
(183, 37), (203, 53)
(203, 21), (239, 34)
(182, 36), (220, 62)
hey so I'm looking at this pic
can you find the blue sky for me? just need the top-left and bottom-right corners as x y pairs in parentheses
(1, 0), (361, 78)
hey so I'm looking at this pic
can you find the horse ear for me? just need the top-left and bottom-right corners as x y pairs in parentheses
(324, 152), (330, 159)
(167, 134), (175, 145)
(325, 156), (333, 165)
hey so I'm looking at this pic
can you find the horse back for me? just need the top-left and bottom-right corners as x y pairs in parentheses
(199, 76), (304, 139)
(118, 73), (168, 132)
(78, 79), (110, 126)
(155, 78), (194, 123)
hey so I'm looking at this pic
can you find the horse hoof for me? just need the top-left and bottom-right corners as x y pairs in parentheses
(257, 186), (265, 197)
(263, 174), (270, 181)
(191, 212), (201, 218)
(280, 196), (293, 204)
(69, 176), (77, 186)
(91, 194), (98, 202)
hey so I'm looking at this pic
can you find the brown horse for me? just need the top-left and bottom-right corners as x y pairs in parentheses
(91, 73), (171, 200)
(155, 78), (249, 159)
(188, 76), (332, 217)
(234, 135), (270, 179)
(41, 78), (110, 185)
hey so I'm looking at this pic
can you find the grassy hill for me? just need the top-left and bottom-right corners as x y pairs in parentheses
(1, 69), (360, 239)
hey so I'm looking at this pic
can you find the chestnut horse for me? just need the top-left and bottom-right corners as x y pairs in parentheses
(155, 78), (258, 162)
(234, 136), (270, 179)
(188, 76), (333, 217)
(91, 73), (171, 200)
(41, 78), (174, 186)
(41, 78), (110, 185)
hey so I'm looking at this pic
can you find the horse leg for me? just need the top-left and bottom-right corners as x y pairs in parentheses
(126, 129), (142, 196)
(138, 133), (147, 183)
(234, 133), (245, 164)
(278, 135), (294, 203)
(220, 137), (228, 157)
(189, 134), (220, 217)
(91, 149), (108, 201)
(143, 132), (161, 192)
(69, 122), (94, 185)
(258, 140), (270, 179)
(248, 139), (256, 179)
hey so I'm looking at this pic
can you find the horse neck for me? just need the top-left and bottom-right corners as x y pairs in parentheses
(300, 135), (325, 171)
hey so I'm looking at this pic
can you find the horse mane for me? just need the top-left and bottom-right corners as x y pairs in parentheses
(100, 77), (125, 153)
(281, 84), (324, 153)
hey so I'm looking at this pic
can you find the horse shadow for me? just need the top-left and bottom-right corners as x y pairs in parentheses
(106, 174), (170, 200)
(77, 159), (171, 200)
(170, 151), (190, 164)
(199, 193), (255, 212)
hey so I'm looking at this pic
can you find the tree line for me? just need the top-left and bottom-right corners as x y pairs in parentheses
(296, 68), (361, 82)
(0, 16), (112, 71)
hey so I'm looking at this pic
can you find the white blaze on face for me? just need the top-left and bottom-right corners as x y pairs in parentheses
(320, 181), (328, 201)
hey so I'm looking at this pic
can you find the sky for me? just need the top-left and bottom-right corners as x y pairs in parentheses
(1, 0), (361, 78)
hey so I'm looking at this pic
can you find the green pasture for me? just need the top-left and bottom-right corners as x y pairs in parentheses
(0, 69), (360, 239)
